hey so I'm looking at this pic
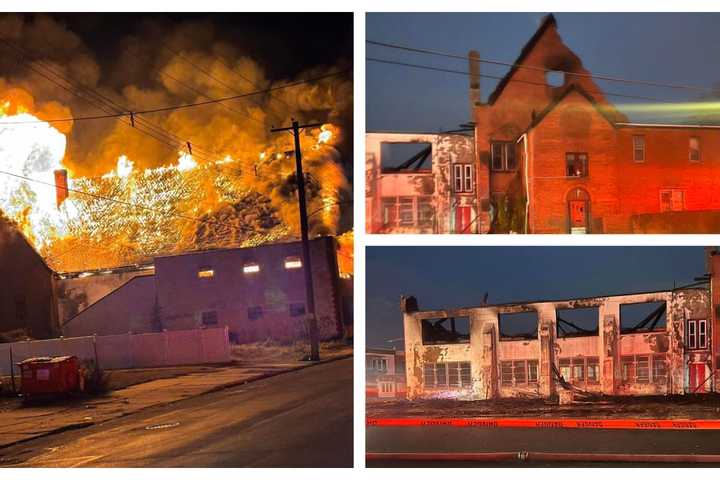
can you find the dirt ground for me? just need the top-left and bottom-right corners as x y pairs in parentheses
(367, 394), (720, 420)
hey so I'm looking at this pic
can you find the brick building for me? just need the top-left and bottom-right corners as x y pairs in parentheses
(401, 280), (715, 400)
(59, 237), (347, 343)
(366, 348), (406, 399)
(366, 14), (720, 234)
(0, 215), (58, 339)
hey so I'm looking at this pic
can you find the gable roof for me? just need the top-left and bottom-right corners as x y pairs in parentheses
(487, 14), (557, 105)
(525, 83), (618, 132)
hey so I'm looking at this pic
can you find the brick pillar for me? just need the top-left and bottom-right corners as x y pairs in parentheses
(402, 296), (423, 399)
(537, 304), (556, 397)
(474, 106), (491, 233)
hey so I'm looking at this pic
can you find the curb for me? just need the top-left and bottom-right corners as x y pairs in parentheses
(366, 451), (720, 464)
(0, 353), (352, 450)
(367, 416), (720, 430)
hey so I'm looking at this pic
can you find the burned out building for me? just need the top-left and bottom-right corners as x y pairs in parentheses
(367, 14), (720, 234)
(401, 269), (719, 400)
(59, 237), (347, 343)
(365, 132), (478, 234)
(0, 215), (58, 339)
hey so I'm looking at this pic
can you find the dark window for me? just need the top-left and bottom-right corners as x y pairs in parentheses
(498, 311), (538, 340)
(566, 152), (588, 177)
(381, 142), (432, 172)
(491, 142), (516, 171)
(421, 316), (470, 345)
(633, 135), (645, 162)
(690, 137), (701, 162)
(201, 311), (218, 326)
(620, 302), (667, 333)
(556, 307), (599, 338)
(289, 303), (306, 317)
(248, 306), (263, 321)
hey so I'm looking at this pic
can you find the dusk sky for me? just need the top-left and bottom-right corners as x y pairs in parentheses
(366, 247), (707, 349)
(366, 13), (720, 132)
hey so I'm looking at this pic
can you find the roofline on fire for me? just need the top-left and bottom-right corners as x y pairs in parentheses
(487, 13), (557, 105)
(407, 286), (707, 314)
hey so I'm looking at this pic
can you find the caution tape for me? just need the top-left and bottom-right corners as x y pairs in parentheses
(366, 417), (720, 430)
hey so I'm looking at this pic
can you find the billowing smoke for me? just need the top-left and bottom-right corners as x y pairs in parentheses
(0, 14), (352, 272)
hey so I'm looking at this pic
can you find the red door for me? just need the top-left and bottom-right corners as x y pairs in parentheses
(455, 206), (473, 234)
(570, 200), (587, 231)
(689, 363), (706, 393)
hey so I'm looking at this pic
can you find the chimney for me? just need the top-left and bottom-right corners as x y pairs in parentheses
(54, 169), (68, 208)
(468, 50), (481, 113)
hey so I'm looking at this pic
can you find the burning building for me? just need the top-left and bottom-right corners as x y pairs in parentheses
(366, 14), (720, 234)
(58, 237), (347, 343)
(400, 251), (720, 400)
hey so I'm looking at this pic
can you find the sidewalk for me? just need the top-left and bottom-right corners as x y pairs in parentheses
(366, 394), (720, 421)
(0, 342), (352, 448)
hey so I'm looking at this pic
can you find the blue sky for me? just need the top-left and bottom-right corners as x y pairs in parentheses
(366, 246), (707, 348)
(366, 13), (720, 132)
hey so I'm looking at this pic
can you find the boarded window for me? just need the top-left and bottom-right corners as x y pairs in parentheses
(421, 316), (470, 345)
(381, 142), (432, 172)
(248, 306), (263, 321)
(620, 301), (666, 333)
(556, 307), (599, 338)
(566, 153), (588, 177)
(689, 137), (701, 162)
(498, 311), (538, 340)
(633, 135), (645, 162)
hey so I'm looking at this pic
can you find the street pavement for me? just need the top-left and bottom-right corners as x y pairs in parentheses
(367, 424), (720, 467)
(0, 357), (353, 467)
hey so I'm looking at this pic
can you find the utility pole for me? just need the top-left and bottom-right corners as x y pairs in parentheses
(270, 119), (323, 361)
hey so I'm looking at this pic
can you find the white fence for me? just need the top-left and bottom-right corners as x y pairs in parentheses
(0, 327), (231, 376)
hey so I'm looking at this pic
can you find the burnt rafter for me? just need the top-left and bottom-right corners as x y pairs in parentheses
(385, 145), (432, 172)
(556, 315), (598, 335)
(621, 302), (667, 334)
(421, 317), (470, 344)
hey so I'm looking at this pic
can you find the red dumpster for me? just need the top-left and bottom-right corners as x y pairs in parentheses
(18, 356), (81, 396)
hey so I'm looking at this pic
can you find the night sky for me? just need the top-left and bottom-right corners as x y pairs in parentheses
(366, 12), (720, 132)
(366, 247), (707, 349)
(50, 13), (353, 81)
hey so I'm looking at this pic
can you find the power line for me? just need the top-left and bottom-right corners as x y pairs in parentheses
(366, 57), (666, 103)
(367, 39), (715, 94)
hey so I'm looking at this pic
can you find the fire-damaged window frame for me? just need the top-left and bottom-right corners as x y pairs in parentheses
(621, 354), (668, 385)
(558, 357), (599, 384)
(424, 361), (472, 389)
(555, 306), (600, 338)
(566, 152), (588, 178)
(381, 196), (434, 228)
(500, 359), (539, 386)
(660, 189), (684, 213)
(619, 301), (667, 334)
(421, 316), (471, 345)
(491, 141), (517, 172)
(379, 141), (433, 174)
(633, 135), (645, 163)
(689, 136), (701, 162)
(686, 318), (708, 350)
(498, 310), (539, 341)
(453, 163), (475, 194)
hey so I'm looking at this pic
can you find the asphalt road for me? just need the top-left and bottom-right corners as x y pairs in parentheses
(367, 424), (720, 467)
(0, 357), (353, 467)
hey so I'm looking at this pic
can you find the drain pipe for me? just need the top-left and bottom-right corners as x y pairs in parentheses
(517, 134), (529, 234)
